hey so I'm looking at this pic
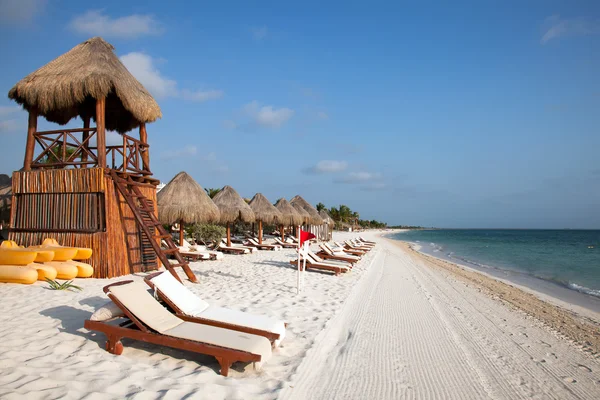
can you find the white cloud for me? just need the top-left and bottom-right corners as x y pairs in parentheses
(121, 52), (177, 98)
(317, 111), (329, 120)
(243, 101), (294, 128)
(201, 152), (217, 162)
(181, 89), (224, 102)
(0, 119), (19, 133)
(0, 0), (45, 24)
(251, 26), (268, 40)
(160, 145), (197, 160)
(120, 52), (223, 101)
(335, 171), (383, 184)
(69, 10), (163, 39)
(541, 15), (600, 44)
(304, 160), (348, 174)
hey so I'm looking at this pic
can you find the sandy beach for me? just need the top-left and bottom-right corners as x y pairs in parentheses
(1, 231), (600, 399)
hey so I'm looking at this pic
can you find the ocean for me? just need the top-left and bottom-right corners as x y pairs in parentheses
(390, 229), (600, 304)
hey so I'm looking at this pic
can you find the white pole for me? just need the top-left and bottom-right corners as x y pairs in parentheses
(296, 225), (301, 294)
(301, 241), (307, 292)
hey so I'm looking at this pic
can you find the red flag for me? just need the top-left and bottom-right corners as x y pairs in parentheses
(299, 229), (316, 247)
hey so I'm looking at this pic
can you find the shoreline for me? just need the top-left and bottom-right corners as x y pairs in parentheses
(383, 236), (600, 355)
(383, 231), (600, 317)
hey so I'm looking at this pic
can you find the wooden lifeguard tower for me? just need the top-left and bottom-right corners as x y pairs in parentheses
(6, 37), (196, 281)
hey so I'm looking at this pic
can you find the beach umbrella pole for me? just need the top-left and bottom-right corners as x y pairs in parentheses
(258, 220), (263, 244)
(281, 225), (285, 242)
(226, 223), (231, 247)
(179, 219), (184, 246)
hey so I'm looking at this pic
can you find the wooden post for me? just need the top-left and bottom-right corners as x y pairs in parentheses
(251, 222), (255, 235)
(179, 219), (184, 246)
(82, 116), (90, 163)
(226, 223), (231, 247)
(96, 98), (106, 168)
(281, 224), (285, 242)
(258, 220), (263, 244)
(139, 123), (150, 172)
(23, 110), (37, 170)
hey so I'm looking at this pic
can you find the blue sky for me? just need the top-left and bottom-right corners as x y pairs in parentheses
(0, 0), (599, 228)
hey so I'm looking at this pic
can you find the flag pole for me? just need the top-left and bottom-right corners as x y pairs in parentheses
(297, 225), (301, 294)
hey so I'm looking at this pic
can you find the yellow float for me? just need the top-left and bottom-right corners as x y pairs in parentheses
(62, 260), (94, 278)
(43, 261), (79, 280)
(0, 248), (38, 265)
(39, 238), (92, 260)
(0, 240), (55, 262)
(27, 263), (58, 281)
(0, 265), (38, 284)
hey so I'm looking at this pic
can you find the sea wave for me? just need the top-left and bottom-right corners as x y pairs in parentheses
(568, 283), (600, 298)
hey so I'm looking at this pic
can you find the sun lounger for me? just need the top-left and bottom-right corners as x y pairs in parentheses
(289, 253), (350, 276)
(273, 238), (298, 248)
(344, 240), (372, 252)
(318, 244), (360, 264)
(352, 238), (375, 248)
(323, 243), (362, 259)
(144, 272), (286, 346)
(222, 239), (256, 253)
(334, 242), (366, 256)
(216, 243), (249, 254)
(306, 249), (353, 268)
(359, 237), (376, 245)
(84, 281), (272, 376)
(178, 239), (222, 260)
(245, 238), (281, 251)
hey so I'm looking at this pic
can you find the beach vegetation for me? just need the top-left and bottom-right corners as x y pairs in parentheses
(186, 223), (226, 244)
(45, 278), (82, 291)
(204, 188), (221, 198)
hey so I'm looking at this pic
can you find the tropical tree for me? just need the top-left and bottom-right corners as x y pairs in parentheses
(204, 188), (221, 198)
(41, 143), (76, 165)
(316, 202), (326, 212)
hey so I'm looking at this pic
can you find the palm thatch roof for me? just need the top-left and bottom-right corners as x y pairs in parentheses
(319, 210), (334, 227)
(291, 202), (311, 225)
(249, 193), (282, 225)
(274, 198), (303, 226)
(157, 172), (220, 225)
(212, 186), (256, 224)
(8, 37), (161, 133)
(290, 195), (323, 225)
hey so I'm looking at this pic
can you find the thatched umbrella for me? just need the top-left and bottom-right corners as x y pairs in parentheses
(290, 195), (322, 225)
(291, 202), (311, 238)
(157, 172), (220, 246)
(274, 198), (303, 242)
(249, 193), (282, 244)
(319, 210), (334, 241)
(212, 186), (255, 246)
(8, 37), (161, 134)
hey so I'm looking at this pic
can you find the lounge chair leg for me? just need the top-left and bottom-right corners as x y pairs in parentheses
(216, 357), (232, 376)
(106, 335), (124, 355)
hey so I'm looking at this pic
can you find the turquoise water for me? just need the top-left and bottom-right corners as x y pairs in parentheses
(391, 229), (600, 298)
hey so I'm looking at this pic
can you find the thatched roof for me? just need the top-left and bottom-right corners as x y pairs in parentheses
(157, 172), (220, 225)
(0, 185), (11, 223)
(319, 210), (334, 227)
(249, 193), (282, 225)
(290, 195), (323, 225)
(212, 186), (255, 224)
(8, 37), (161, 133)
(274, 198), (303, 226)
(291, 202), (311, 225)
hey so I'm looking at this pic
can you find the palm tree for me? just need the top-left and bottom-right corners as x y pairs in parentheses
(204, 188), (221, 198)
(316, 202), (326, 212)
(41, 143), (76, 165)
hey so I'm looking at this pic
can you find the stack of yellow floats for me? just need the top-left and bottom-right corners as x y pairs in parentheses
(0, 238), (94, 284)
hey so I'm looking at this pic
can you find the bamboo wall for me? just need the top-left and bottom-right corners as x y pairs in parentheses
(9, 168), (159, 278)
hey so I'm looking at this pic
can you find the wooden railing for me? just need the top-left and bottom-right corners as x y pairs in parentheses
(30, 128), (151, 176)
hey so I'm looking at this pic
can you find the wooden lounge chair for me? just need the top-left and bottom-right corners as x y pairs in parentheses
(359, 237), (376, 245)
(352, 238), (375, 248)
(144, 272), (286, 346)
(273, 238), (298, 249)
(216, 242), (250, 255)
(318, 243), (360, 265)
(334, 242), (366, 256)
(344, 240), (372, 252)
(84, 281), (272, 376)
(245, 238), (281, 251)
(289, 253), (350, 276)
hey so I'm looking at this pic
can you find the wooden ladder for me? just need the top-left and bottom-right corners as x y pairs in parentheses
(110, 170), (198, 283)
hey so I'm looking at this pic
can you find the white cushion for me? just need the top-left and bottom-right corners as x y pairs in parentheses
(150, 272), (210, 316)
(90, 301), (125, 321)
(109, 281), (183, 333)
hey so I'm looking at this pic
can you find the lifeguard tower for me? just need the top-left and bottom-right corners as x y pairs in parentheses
(7, 37), (195, 281)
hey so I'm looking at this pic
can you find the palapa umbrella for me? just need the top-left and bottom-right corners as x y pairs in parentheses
(157, 171), (220, 246)
(290, 195), (323, 226)
(249, 193), (282, 244)
(274, 198), (303, 242)
(212, 186), (255, 246)
(319, 209), (334, 241)
(291, 202), (311, 238)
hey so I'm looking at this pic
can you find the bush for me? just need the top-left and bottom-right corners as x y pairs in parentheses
(187, 223), (226, 245)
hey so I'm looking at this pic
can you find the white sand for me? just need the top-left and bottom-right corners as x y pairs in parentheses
(1, 231), (599, 399)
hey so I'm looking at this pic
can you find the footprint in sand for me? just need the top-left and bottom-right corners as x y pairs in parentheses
(577, 364), (592, 373)
(563, 377), (577, 384)
(539, 341), (551, 348)
(546, 352), (558, 359)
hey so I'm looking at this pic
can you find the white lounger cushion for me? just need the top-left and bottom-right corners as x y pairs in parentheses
(151, 271), (210, 315)
(150, 272), (286, 346)
(109, 282), (272, 361)
(200, 306), (286, 347)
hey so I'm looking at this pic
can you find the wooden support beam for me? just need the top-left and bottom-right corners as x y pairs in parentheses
(23, 110), (37, 170)
(179, 219), (184, 247)
(139, 123), (150, 172)
(226, 223), (231, 247)
(258, 220), (263, 244)
(96, 98), (106, 168)
(81, 116), (90, 163)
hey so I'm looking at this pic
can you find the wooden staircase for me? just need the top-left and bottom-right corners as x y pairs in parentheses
(110, 170), (198, 283)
